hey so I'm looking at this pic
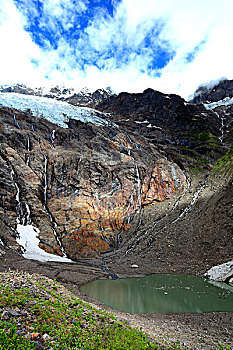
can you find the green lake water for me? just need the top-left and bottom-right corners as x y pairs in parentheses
(80, 274), (233, 313)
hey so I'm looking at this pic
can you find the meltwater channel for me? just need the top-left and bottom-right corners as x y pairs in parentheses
(80, 274), (233, 314)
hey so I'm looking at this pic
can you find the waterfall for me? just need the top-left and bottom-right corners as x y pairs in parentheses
(148, 182), (205, 245)
(51, 129), (56, 147)
(43, 154), (48, 205)
(43, 154), (67, 257)
(10, 164), (72, 262)
(135, 164), (142, 209)
(10, 169), (24, 224)
(13, 114), (21, 129)
(172, 175), (190, 210)
(26, 135), (30, 166)
(213, 111), (224, 143)
(25, 204), (31, 225)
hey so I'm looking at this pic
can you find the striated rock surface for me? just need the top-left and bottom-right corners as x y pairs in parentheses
(0, 105), (186, 259)
(1, 84), (233, 272)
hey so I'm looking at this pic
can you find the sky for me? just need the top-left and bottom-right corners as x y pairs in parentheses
(0, 0), (233, 100)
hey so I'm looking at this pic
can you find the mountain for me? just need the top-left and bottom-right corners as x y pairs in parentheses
(0, 81), (232, 281)
(190, 78), (233, 104)
(0, 83), (115, 108)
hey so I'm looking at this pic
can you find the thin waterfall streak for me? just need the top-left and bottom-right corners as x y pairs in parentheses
(25, 204), (31, 225)
(51, 129), (56, 147)
(26, 135), (30, 166)
(43, 154), (48, 206)
(213, 111), (224, 143)
(10, 169), (24, 224)
(42, 154), (67, 257)
(13, 114), (21, 129)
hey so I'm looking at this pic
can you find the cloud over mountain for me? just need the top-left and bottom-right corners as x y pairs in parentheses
(0, 0), (233, 99)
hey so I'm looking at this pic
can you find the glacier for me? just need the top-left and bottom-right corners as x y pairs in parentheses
(0, 92), (110, 128)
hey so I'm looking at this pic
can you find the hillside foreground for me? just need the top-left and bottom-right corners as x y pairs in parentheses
(0, 250), (232, 350)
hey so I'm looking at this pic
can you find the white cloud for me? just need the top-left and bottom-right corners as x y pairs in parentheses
(0, 0), (43, 85)
(0, 0), (233, 99)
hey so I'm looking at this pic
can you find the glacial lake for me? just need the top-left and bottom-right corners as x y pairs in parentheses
(80, 274), (233, 313)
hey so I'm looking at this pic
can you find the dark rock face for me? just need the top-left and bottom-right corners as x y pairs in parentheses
(0, 106), (186, 259)
(190, 79), (233, 104)
(97, 88), (226, 168)
(0, 85), (233, 271)
(64, 88), (116, 107)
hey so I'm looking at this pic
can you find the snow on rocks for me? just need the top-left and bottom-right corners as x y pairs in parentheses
(204, 97), (233, 110)
(204, 260), (233, 282)
(16, 224), (73, 263)
(0, 92), (109, 128)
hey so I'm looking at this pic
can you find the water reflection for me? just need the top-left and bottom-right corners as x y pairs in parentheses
(80, 274), (233, 313)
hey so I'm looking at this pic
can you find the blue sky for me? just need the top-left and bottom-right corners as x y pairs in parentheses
(0, 0), (233, 99)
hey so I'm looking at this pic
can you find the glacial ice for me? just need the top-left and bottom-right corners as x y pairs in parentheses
(0, 92), (109, 128)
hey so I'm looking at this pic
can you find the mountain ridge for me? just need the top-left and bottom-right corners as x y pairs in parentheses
(0, 79), (232, 283)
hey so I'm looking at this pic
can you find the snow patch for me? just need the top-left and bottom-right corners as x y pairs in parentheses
(204, 97), (233, 110)
(16, 224), (72, 263)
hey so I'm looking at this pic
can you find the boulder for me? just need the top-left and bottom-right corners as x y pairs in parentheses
(204, 260), (233, 282)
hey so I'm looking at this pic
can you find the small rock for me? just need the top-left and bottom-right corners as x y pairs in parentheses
(131, 264), (138, 268)
(5, 307), (21, 317)
(42, 333), (51, 341)
(32, 341), (44, 350)
(1, 311), (9, 320)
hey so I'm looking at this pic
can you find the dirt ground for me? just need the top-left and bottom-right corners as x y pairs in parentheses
(0, 248), (232, 349)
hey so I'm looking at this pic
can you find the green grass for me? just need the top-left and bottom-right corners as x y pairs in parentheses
(0, 323), (36, 349)
(212, 146), (233, 175)
(0, 272), (231, 350)
(0, 272), (164, 349)
(186, 130), (219, 146)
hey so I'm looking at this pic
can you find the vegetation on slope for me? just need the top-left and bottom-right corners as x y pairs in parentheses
(0, 271), (231, 350)
(0, 271), (183, 350)
(212, 146), (233, 176)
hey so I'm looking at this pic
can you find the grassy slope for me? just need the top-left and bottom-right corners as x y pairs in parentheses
(0, 270), (192, 350)
(0, 275), (231, 350)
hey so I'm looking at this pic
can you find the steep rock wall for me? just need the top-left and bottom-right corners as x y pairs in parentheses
(0, 107), (187, 259)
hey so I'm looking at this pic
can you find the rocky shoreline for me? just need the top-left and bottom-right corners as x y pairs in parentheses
(0, 248), (232, 349)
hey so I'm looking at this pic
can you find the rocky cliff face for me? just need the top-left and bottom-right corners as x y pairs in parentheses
(0, 83), (233, 274)
(97, 88), (227, 168)
(190, 79), (233, 104)
(0, 104), (186, 259)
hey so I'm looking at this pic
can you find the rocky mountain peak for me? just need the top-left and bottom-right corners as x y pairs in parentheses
(0, 83), (116, 108)
(190, 78), (233, 104)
